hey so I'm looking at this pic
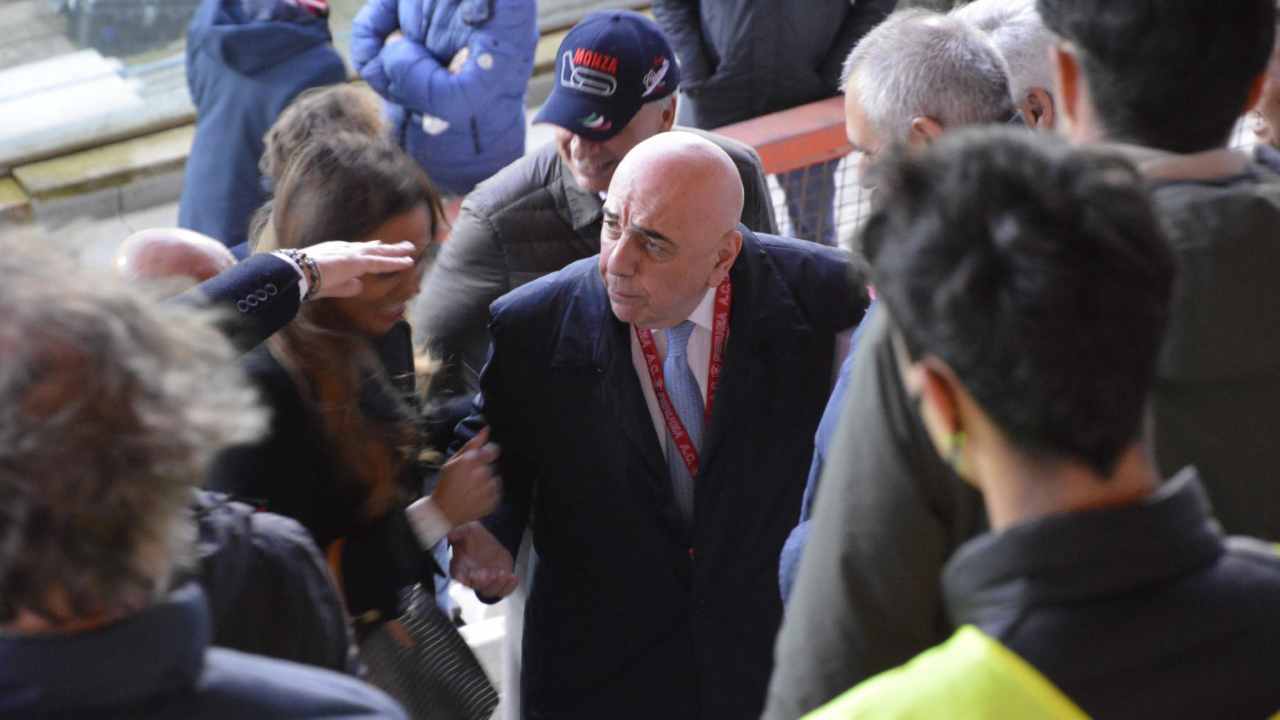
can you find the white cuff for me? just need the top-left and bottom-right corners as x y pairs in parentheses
(406, 496), (453, 549)
(270, 250), (309, 302)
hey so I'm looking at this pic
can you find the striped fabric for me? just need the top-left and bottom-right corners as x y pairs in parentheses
(359, 585), (499, 720)
(663, 321), (702, 526)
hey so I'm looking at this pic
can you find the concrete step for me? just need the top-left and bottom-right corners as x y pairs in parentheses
(0, 3), (650, 229)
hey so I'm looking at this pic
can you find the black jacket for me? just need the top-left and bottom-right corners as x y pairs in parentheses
(411, 128), (778, 397)
(0, 585), (405, 719)
(184, 490), (355, 673)
(944, 472), (1280, 718)
(474, 230), (866, 719)
(653, 0), (895, 129)
(208, 322), (437, 621)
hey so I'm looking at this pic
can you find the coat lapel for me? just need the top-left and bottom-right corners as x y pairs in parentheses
(549, 270), (669, 490)
(699, 230), (813, 481)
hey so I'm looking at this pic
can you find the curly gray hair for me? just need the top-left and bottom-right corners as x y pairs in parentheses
(0, 241), (266, 624)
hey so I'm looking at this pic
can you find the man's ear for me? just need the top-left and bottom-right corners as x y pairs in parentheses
(659, 95), (678, 132)
(908, 116), (944, 147)
(916, 357), (980, 482)
(919, 360), (962, 440)
(708, 229), (743, 287)
(1021, 87), (1057, 131)
(1245, 72), (1267, 114)
(1051, 43), (1080, 131)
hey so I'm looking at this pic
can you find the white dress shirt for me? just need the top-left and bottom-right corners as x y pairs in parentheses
(630, 288), (718, 454)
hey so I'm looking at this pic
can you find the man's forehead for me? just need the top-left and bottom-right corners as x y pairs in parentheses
(605, 165), (670, 216)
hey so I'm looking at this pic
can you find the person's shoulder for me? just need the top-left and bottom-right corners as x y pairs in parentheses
(750, 231), (856, 292)
(490, 256), (600, 325)
(742, 231), (865, 332)
(805, 627), (1087, 720)
(462, 142), (562, 221)
(492, 255), (599, 310)
(753, 231), (849, 264)
(1218, 537), (1280, 592)
(199, 647), (406, 718)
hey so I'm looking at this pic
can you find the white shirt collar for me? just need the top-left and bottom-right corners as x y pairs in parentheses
(688, 286), (717, 333)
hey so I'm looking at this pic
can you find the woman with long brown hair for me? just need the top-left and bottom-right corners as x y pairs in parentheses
(209, 132), (499, 633)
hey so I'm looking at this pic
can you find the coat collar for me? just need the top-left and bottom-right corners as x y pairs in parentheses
(0, 584), (210, 714)
(550, 149), (606, 236)
(547, 229), (815, 385)
(942, 469), (1224, 633)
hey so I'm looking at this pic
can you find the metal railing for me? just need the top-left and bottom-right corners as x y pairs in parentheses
(716, 96), (868, 252)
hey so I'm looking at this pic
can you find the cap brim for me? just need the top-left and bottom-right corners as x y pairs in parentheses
(532, 88), (641, 143)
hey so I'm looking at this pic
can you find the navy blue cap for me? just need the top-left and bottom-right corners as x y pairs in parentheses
(533, 11), (680, 142)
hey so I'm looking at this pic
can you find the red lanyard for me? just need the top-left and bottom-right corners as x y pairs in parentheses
(634, 280), (732, 478)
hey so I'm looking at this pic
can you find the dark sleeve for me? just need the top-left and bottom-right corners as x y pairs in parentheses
(818, 0), (896, 90)
(413, 205), (512, 396)
(472, 311), (535, 566)
(737, 144), (780, 235)
(247, 511), (358, 673)
(652, 0), (715, 88)
(760, 308), (986, 720)
(174, 253), (302, 353)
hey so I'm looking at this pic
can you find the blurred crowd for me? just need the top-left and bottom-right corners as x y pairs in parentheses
(5, 0), (1280, 719)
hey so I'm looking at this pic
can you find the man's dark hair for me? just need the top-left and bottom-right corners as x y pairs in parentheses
(864, 127), (1176, 476)
(1037, 0), (1275, 153)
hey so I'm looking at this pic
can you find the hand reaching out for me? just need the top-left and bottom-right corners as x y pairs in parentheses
(433, 428), (501, 527)
(449, 521), (517, 599)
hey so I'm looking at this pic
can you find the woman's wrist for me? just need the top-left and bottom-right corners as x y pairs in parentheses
(406, 496), (454, 549)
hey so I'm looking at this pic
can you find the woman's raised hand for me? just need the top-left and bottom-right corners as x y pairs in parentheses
(433, 428), (501, 527)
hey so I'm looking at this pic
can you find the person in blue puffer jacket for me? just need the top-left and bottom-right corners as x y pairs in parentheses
(351, 0), (538, 197)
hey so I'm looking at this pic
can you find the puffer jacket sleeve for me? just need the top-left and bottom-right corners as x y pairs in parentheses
(374, 0), (537, 126)
(413, 202), (511, 395)
(350, 0), (402, 95)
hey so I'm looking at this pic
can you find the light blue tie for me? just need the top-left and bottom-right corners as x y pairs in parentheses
(663, 321), (702, 525)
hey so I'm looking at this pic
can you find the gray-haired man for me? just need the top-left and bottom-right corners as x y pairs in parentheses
(954, 0), (1058, 129)
(775, 5), (1014, 611)
(841, 9), (1013, 187)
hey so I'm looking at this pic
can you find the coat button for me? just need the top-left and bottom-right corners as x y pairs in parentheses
(255, 289), (269, 301)
(236, 300), (249, 313)
(265, 283), (278, 296)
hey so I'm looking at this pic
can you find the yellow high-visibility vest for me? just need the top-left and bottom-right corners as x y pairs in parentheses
(804, 625), (1087, 720)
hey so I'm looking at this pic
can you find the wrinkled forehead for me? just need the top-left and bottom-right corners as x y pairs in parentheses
(605, 163), (690, 232)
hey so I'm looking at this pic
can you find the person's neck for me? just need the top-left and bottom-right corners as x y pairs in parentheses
(979, 443), (1160, 532)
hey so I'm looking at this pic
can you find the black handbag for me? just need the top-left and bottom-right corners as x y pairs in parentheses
(358, 584), (499, 720)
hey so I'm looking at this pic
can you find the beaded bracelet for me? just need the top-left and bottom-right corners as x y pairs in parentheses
(283, 249), (322, 301)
